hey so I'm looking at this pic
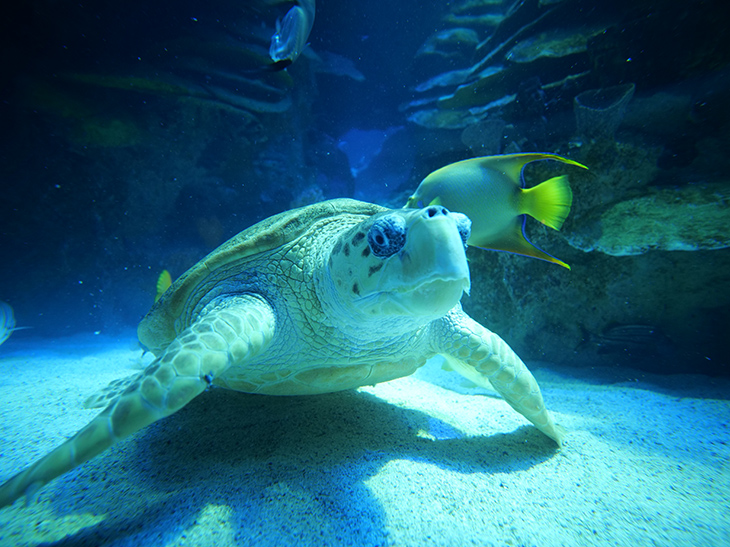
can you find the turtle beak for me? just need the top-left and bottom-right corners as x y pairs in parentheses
(403, 206), (470, 287)
(379, 206), (470, 318)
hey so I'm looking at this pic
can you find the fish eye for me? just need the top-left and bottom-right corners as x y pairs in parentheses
(368, 214), (407, 258)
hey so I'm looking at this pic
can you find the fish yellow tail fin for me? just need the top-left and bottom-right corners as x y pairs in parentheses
(520, 175), (573, 230)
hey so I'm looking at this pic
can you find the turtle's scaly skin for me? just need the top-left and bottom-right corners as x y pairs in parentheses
(0, 199), (563, 509)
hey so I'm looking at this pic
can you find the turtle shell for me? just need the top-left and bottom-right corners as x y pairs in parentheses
(137, 198), (386, 354)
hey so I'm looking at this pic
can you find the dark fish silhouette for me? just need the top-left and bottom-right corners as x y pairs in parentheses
(580, 324), (671, 355)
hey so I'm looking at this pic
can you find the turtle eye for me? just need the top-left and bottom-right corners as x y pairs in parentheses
(368, 214), (407, 258)
(452, 212), (472, 246)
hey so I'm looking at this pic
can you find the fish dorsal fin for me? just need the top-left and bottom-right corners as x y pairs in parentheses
(471, 218), (571, 269)
(474, 153), (588, 186)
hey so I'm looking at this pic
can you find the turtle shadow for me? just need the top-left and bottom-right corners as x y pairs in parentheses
(43, 387), (559, 546)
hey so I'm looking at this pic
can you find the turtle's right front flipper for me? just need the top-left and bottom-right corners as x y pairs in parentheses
(0, 295), (275, 509)
(432, 306), (564, 446)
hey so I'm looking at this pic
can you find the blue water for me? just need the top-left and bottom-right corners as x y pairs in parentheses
(0, 0), (729, 544)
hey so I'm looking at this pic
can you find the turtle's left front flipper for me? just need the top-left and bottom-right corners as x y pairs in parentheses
(432, 306), (565, 446)
(0, 295), (275, 509)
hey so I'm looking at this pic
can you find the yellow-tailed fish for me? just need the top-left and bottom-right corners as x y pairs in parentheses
(405, 153), (588, 269)
(155, 270), (172, 302)
(268, 0), (315, 71)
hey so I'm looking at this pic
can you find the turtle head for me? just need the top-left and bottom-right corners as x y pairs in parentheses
(326, 206), (471, 326)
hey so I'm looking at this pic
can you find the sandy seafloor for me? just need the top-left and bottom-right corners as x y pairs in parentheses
(0, 332), (728, 547)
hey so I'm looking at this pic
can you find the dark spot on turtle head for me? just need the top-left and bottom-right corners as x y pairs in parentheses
(368, 263), (384, 276)
(352, 282), (360, 295)
(361, 246), (371, 258)
(332, 241), (342, 255)
(343, 243), (350, 257)
(351, 232), (365, 246)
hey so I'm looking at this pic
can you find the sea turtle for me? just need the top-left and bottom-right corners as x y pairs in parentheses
(0, 198), (564, 508)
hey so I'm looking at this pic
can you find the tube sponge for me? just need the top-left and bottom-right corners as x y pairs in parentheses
(574, 83), (636, 142)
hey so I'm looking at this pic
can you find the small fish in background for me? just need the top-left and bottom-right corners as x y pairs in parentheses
(579, 324), (672, 356)
(155, 270), (172, 303)
(0, 301), (29, 346)
(267, 0), (316, 71)
(405, 153), (588, 269)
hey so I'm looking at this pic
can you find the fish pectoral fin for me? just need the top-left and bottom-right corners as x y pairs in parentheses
(520, 175), (573, 230)
(470, 219), (570, 269)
